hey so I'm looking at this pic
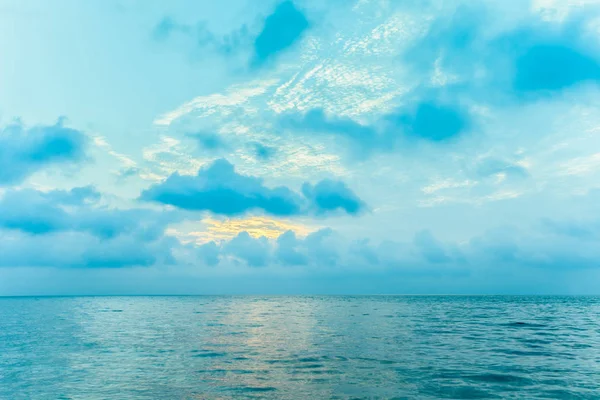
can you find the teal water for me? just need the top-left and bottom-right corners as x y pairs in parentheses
(1, 296), (599, 399)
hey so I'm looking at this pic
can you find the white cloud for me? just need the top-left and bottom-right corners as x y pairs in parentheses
(154, 79), (279, 126)
(560, 153), (600, 176)
(422, 179), (477, 194)
(142, 136), (206, 177)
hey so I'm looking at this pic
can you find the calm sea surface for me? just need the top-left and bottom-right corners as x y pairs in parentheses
(1, 296), (599, 399)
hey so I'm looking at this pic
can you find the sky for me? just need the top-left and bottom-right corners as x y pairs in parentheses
(2, 0), (600, 295)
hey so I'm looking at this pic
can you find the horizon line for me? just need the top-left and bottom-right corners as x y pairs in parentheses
(1, 293), (599, 298)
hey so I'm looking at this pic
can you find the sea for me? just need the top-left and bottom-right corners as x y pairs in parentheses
(1, 296), (599, 399)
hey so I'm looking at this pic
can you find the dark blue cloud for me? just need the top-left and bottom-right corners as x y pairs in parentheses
(391, 102), (470, 142)
(252, 1), (309, 66)
(404, 6), (600, 101)
(187, 132), (228, 152)
(0, 193), (70, 235)
(252, 142), (277, 160)
(0, 186), (180, 269)
(0, 120), (88, 186)
(514, 44), (600, 94)
(281, 109), (383, 157)
(0, 187), (98, 235)
(281, 101), (471, 156)
(0, 187), (179, 240)
(141, 159), (304, 216)
(152, 1), (309, 68)
(141, 159), (364, 217)
(302, 179), (365, 215)
(282, 108), (380, 151)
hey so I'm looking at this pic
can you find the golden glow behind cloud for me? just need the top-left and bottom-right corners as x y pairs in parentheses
(169, 217), (317, 244)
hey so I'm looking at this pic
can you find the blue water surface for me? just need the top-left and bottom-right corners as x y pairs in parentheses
(1, 296), (599, 399)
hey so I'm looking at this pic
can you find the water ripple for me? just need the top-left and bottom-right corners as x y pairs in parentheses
(0, 295), (599, 399)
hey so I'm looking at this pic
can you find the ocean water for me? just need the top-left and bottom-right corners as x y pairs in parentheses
(1, 296), (599, 399)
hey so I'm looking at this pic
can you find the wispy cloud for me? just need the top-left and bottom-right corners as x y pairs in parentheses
(154, 79), (279, 126)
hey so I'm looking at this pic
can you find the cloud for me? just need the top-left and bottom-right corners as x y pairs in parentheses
(281, 100), (471, 156)
(0, 186), (181, 269)
(201, 227), (343, 268)
(252, 142), (277, 160)
(540, 218), (599, 240)
(275, 230), (309, 265)
(80, 235), (175, 268)
(0, 231), (177, 269)
(151, 9), (253, 54)
(224, 231), (271, 267)
(514, 43), (600, 94)
(152, 17), (190, 41)
(197, 241), (221, 266)
(178, 227), (458, 269)
(473, 157), (529, 179)
(276, 229), (342, 267)
(413, 230), (452, 264)
(270, 5), (600, 163)
(302, 179), (365, 215)
(191, 217), (600, 273)
(0, 187), (178, 240)
(141, 159), (304, 216)
(301, 228), (343, 266)
(392, 102), (470, 141)
(252, 1), (309, 67)
(185, 216), (314, 243)
(141, 159), (364, 217)
(282, 108), (380, 151)
(0, 187), (97, 235)
(403, 5), (489, 83)
(92, 136), (142, 181)
(187, 132), (228, 152)
(154, 79), (278, 126)
(404, 5), (600, 100)
(466, 224), (600, 270)
(151, 1), (309, 70)
(0, 120), (88, 186)
(14, 213), (593, 272)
